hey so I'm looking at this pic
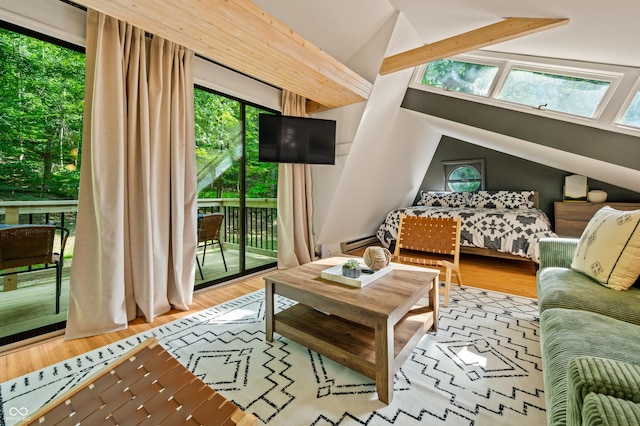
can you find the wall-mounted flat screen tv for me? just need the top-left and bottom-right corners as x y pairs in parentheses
(258, 114), (336, 165)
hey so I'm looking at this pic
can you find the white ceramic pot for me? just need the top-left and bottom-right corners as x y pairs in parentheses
(587, 190), (608, 203)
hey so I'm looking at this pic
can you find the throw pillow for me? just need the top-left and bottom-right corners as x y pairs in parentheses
(415, 191), (471, 207)
(468, 190), (535, 209)
(571, 206), (640, 290)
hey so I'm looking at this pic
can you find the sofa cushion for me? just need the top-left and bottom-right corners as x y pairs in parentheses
(582, 393), (640, 426)
(571, 206), (640, 290)
(540, 308), (640, 426)
(537, 267), (640, 326)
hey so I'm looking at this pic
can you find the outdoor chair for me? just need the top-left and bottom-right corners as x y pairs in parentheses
(393, 216), (462, 307)
(197, 213), (227, 279)
(0, 225), (69, 314)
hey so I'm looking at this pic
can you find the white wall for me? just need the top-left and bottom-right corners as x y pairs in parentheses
(312, 13), (443, 255)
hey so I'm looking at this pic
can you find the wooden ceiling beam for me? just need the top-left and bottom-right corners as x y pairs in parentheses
(379, 17), (569, 75)
(73, 0), (372, 109)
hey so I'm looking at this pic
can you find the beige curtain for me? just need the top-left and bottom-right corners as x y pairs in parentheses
(277, 90), (315, 268)
(65, 10), (197, 339)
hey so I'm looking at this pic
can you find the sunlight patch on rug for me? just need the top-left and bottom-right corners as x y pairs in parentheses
(0, 286), (544, 426)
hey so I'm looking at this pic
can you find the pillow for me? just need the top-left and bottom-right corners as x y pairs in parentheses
(571, 206), (640, 290)
(468, 190), (534, 209)
(415, 191), (471, 207)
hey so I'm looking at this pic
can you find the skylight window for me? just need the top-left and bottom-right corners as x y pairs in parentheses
(410, 52), (640, 135)
(618, 89), (640, 128)
(497, 69), (611, 118)
(420, 59), (499, 96)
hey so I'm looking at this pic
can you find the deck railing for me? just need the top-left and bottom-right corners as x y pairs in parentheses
(0, 198), (278, 258)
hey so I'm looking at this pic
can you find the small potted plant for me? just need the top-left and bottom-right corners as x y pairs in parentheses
(342, 259), (362, 278)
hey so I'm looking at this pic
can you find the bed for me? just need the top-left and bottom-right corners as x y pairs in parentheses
(376, 190), (558, 263)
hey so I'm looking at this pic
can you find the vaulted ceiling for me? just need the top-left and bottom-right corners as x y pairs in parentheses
(70, 0), (635, 113)
(255, 0), (640, 70)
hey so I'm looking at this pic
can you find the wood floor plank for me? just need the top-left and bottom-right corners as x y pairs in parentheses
(0, 254), (536, 383)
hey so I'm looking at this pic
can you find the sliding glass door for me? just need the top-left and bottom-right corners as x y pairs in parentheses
(0, 21), (277, 346)
(193, 87), (278, 287)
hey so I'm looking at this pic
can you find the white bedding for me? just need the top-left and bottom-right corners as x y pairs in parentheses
(376, 206), (558, 263)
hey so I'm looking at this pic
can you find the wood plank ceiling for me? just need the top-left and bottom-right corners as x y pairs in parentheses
(72, 0), (373, 110)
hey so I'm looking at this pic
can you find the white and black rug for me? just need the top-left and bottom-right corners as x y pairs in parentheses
(0, 285), (545, 425)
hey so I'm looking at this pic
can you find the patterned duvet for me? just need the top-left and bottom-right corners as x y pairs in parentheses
(376, 206), (558, 263)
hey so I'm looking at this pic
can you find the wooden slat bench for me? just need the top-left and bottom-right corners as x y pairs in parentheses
(18, 337), (258, 426)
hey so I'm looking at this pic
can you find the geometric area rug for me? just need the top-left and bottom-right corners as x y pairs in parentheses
(0, 285), (545, 426)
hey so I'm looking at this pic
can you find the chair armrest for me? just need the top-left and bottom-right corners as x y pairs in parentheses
(567, 356), (640, 425)
(582, 393), (640, 426)
(538, 237), (579, 269)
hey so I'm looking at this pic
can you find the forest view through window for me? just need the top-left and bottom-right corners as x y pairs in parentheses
(0, 25), (84, 345)
(0, 23), (278, 346)
(193, 88), (278, 287)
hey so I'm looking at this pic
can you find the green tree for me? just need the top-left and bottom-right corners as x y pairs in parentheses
(194, 88), (277, 199)
(0, 28), (84, 200)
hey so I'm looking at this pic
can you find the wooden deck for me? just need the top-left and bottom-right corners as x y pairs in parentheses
(0, 247), (275, 342)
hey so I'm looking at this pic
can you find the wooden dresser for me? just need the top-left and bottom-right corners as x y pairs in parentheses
(554, 201), (640, 237)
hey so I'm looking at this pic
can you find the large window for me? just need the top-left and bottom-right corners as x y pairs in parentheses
(421, 59), (499, 96)
(0, 24), (84, 346)
(497, 69), (611, 118)
(0, 22), (278, 346)
(193, 87), (278, 287)
(412, 52), (640, 135)
(618, 89), (640, 128)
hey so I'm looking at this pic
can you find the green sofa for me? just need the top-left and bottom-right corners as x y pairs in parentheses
(537, 237), (640, 425)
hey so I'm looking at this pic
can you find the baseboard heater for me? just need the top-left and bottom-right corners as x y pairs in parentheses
(340, 235), (379, 253)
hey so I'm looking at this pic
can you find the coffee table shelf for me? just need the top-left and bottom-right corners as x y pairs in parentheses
(274, 303), (434, 381)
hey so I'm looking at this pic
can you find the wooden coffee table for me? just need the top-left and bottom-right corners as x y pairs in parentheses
(264, 257), (439, 404)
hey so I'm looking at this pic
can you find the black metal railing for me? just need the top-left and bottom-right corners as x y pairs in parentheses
(197, 198), (277, 256)
(0, 198), (278, 265)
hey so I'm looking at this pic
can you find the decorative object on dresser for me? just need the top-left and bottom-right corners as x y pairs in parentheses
(587, 189), (607, 203)
(563, 174), (588, 201)
(553, 201), (640, 237)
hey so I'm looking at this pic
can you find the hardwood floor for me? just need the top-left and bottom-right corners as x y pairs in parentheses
(0, 253), (537, 383)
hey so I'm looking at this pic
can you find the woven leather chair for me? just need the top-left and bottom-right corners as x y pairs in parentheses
(0, 225), (69, 313)
(22, 337), (258, 426)
(196, 213), (227, 279)
(393, 216), (462, 307)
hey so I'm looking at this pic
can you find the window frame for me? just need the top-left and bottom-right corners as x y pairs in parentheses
(409, 51), (635, 135)
(413, 56), (506, 97)
(443, 159), (485, 192)
(494, 62), (620, 120)
(614, 78), (640, 130)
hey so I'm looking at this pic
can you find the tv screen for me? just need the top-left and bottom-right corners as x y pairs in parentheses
(258, 114), (336, 165)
